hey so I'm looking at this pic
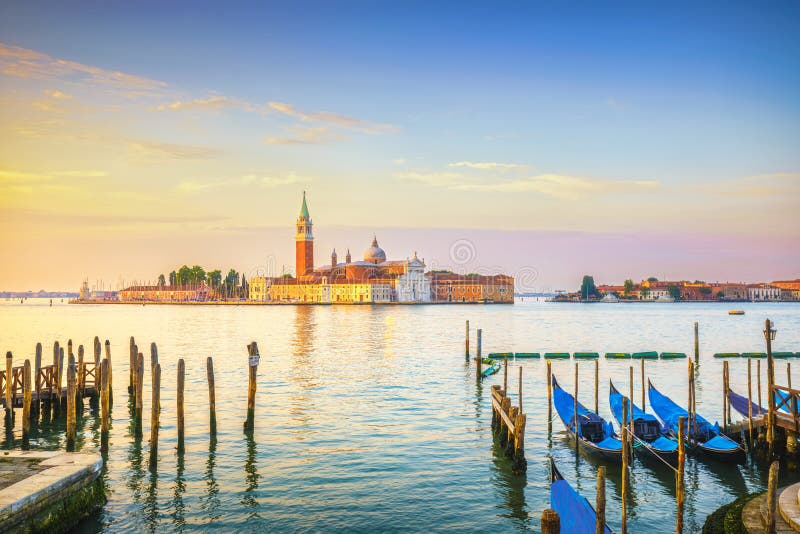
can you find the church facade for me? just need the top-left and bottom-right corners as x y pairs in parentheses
(248, 193), (512, 304)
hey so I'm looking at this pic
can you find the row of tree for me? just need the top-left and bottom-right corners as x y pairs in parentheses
(157, 266), (249, 298)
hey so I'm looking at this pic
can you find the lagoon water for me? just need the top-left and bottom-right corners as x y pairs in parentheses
(2, 299), (800, 532)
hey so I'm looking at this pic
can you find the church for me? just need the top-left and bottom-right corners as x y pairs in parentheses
(249, 193), (433, 303)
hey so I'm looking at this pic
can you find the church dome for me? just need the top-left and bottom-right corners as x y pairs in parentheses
(363, 235), (386, 264)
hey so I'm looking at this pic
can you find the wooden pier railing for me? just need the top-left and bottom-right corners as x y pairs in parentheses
(490, 383), (527, 474)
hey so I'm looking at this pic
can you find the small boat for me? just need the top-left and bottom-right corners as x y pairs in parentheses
(481, 358), (501, 377)
(551, 375), (622, 461)
(609, 382), (678, 462)
(727, 387), (767, 418)
(729, 310), (745, 315)
(600, 294), (619, 303)
(549, 458), (613, 534)
(648, 381), (744, 462)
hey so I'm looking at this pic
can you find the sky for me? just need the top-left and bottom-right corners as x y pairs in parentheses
(1, 1), (799, 291)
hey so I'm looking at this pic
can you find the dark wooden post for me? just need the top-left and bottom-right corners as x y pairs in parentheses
(573, 363), (579, 452)
(547, 360), (552, 422)
(34, 343), (41, 415)
(476, 329), (482, 379)
(58, 347), (64, 409)
(77, 344), (85, 399)
(503, 354), (508, 392)
(518, 365), (523, 413)
(100, 359), (110, 446)
(677, 415), (685, 533)
(207, 357), (216, 433)
(641, 358), (646, 412)
(244, 343), (259, 431)
(104, 340), (113, 403)
(150, 362), (160, 466)
(465, 320), (469, 359)
(476, 328), (482, 360)
(722, 361), (728, 433)
(22, 360), (32, 441)
(135, 353), (144, 438)
(693, 322), (699, 363)
(596, 465), (606, 534)
(621, 397), (628, 534)
(766, 460), (779, 533)
(66, 362), (76, 449)
(766, 319), (775, 457)
(541, 509), (560, 534)
(128, 337), (135, 394)
(4, 352), (12, 417)
(512, 412), (527, 474)
(594, 359), (599, 414)
(629, 365), (634, 440)
(748, 357), (754, 446)
(177, 358), (185, 453)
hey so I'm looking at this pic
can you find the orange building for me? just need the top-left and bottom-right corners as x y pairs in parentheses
(429, 273), (514, 303)
(119, 284), (209, 302)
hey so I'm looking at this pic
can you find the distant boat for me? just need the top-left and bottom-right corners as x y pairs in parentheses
(549, 458), (613, 534)
(729, 310), (745, 315)
(601, 294), (619, 303)
(655, 295), (675, 302)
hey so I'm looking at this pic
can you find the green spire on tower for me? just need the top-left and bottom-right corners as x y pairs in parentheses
(300, 191), (310, 219)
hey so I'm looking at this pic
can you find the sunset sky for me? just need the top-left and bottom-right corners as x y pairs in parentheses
(1, 2), (798, 291)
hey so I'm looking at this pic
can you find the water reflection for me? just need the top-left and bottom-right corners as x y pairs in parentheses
(143, 466), (159, 532)
(201, 434), (221, 522)
(242, 430), (261, 519)
(489, 439), (530, 526)
(171, 452), (186, 531)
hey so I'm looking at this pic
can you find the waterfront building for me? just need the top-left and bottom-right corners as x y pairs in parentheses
(119, 284), (209, 302)
(772, 280), (800, 301)
(747, 283), (782, 301)
(248, 193), (510, 304)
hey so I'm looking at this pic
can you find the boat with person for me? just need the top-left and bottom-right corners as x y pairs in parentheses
(609, 382), (678, 463)
(648, 381), (744, 462)
(549, 458), (613, 534)
(551, 375), (622, 461)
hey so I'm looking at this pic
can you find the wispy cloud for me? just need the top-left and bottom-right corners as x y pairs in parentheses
(394, 171), (464, 187)
(0, 42), (167, 97)
(455, 174), (659, 199)
(177, 172), (309, 193)
(448, 161), (528, 170)
(265, 126), (343, 145)
(0, 169), (107, 183)
(693, 173), (800, 198)
(154, 95), (260, 112)
(268, 101), (398, 134)
(127, 139), (223, 161)
(46, 89), (72, 100)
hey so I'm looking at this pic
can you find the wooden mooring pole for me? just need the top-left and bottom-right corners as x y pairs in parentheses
(465, 320), (469, 359)
(135, 353), (144, 438)
(150, 362), (160, 467)
(105, 340), (113, 402)
(677, 415), (686, 533)
(476, 329), (482, 380)
(66, 362), (76, 450)
(100, 359), (110, 451)
(177, 358), (185, 453)
(4, 352), (12, 419)
(722, 361), (728, 433)
(596, 465), (606, 534)
(766, 460), (779, 533)
(641, 358), (646, 412)
(547, 360), (552, 423)
(594, 359), (599, 414)
(693, 321), (699, 363)
(621, 397), (628, 534)
(34, 343), (41, 416)
(573, 363), (579, 453)
(128, 337), (135, 394)
(541, 509), (560, 534)
(207, 356), (216, 433)
(244, 343), (259, 431)
(518, 365), (523, 414)
(22, 360), (31, 442)
(748, 357), (754, 447)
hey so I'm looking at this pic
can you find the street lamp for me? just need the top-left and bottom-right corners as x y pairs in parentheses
(764, 324), (777, 341)
(765, 318), (777, 457)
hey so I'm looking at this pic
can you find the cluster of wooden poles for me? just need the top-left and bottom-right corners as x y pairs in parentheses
(3, 336), (263, 464)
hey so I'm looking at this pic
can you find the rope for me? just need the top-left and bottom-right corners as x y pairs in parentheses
(621, 425), (679, 474)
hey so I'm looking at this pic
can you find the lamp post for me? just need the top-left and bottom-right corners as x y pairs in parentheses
(765, 319), (777, 456)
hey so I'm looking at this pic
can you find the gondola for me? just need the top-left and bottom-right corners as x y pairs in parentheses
(648, 380), (744, 462)
(727, 387), (767, 418)
(609, 381), (678, 462)
(549, 458), (613, 534)
(551, 375), (622, 461)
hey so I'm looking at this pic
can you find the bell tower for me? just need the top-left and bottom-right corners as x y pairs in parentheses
(296, 191), (314, 277)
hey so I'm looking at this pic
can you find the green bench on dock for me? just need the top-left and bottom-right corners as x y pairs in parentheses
(632, 351), (658, 359)
(574, 352), (599, 359)
(544, 352), (571, 359)
(660, 352), (687, 359)
(514, 352), (540, 359)
(605, 352), (631, 359)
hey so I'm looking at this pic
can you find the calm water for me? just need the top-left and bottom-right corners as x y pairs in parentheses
(2, 299), (800, 532)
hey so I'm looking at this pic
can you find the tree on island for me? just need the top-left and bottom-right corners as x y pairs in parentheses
(623, 279), (634, 297)
(667, 284), (681, 300)
(208, 270), (222, 289)
(579, 275), (601, 299)
(157, 274), (166, 287)
(647, 277), (658, 282)
(169, 271), (177, 286)
(176, 265), (191, 285)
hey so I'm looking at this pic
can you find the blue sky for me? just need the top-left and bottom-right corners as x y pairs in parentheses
(1, 1), (798, 288)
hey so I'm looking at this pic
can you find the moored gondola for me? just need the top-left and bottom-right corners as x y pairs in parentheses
(551, 375), (622, 461)
(609, 381), (678, 463)
(727, 387), (767, 418)
(648, 380), (744, 462)
(549, 458), (614, 534)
